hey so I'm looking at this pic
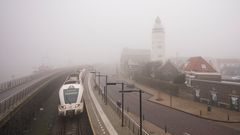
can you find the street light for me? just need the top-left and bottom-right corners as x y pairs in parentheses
(90, 71), (101, 95)
(107, 82), (124, 127)
(95, 74), (108, 105)
(119, 89), (144, 135)
(90, 71), (109, 105)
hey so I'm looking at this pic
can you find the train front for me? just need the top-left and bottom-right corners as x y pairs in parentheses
(58, 84), (84, 116)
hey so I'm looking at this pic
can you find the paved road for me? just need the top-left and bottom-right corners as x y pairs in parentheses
(99, 76), (240, 135)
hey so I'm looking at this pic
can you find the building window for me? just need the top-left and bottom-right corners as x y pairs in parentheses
(201, 64), (206, 69)
(195, 89), (200, 98)
(184, 62), (189, 68)
(211, 93), (217, 102)
(230, 96), (239, 110)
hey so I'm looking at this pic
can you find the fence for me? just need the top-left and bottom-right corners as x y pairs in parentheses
(0, 71), (51, 94)
(0, 71), (58, 121)
(92, 77), (150, 135)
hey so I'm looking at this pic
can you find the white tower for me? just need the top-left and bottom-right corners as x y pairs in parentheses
(151, 16), (165, 63)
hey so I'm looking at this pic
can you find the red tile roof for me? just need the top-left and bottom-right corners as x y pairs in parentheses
(184, 56), (217, 73)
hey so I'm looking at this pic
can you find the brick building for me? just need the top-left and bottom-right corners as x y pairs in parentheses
(192, 80), (240, 111)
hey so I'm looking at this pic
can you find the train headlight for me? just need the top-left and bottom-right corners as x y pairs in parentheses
(75, 104), (80, 107)
(61, 105), (66, 109)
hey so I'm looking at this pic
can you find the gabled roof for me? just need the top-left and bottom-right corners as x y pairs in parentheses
(157, 60), (180, 72)
(183, 56), (217, 73)
(154, 60), (182, 81)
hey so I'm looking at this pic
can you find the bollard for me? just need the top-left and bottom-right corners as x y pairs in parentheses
(128, 118), (130, 128)
(207, 105), (211, 112)
(227, 113), (230, 121)
(164, 125), (167, 133)
(200, 110), (202, 116)
(133, 123), (134, 133)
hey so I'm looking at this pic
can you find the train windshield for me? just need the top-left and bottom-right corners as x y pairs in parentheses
(64, 80), (80, 85)
(63, 88), (79, 104)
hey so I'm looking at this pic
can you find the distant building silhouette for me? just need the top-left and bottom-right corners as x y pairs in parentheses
(120, 48), (150, 78)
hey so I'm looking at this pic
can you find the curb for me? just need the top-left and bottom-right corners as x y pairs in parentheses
(147, 98), (240, 123)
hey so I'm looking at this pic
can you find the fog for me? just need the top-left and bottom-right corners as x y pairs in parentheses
(0, 0), (240, 81)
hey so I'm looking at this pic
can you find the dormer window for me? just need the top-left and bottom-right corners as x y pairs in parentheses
(201, 64), (206, 69)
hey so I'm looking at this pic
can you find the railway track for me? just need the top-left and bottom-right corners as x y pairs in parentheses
(56, 105), (92, 135)
(58, 116), (81, 135)
(54, 70), (93, 135)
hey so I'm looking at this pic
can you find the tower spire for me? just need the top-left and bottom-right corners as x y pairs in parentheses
(151, 16), (165, 62)
(155, 16), (161, 24)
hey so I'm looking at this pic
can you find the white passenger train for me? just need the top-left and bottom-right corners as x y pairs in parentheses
(58, 69), (85, 116)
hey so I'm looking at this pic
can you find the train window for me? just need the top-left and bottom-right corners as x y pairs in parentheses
(63, 88), (79, 104)
(69, 76), (79, 80)
(64, 80), (80, 84)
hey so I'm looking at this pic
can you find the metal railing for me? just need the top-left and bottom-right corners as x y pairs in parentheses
(107, 96), (150, 135)
(0, 71), (51, 93)
(92, 78), (150, 135)
(0, 71), (58, 120)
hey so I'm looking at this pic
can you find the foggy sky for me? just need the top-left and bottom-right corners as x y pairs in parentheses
(0, 0), (240, 81)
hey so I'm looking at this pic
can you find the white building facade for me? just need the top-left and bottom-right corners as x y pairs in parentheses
(151, 16), (165, 63)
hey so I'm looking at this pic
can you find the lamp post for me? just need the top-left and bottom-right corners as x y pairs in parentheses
(170, 94), (172, 107)
(95, 74), (108, 105)
(90, 71), (101, 94)
(107, 82), (124, 127)
(119, 89), (144, 135)
(105, 75), (108, 104)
